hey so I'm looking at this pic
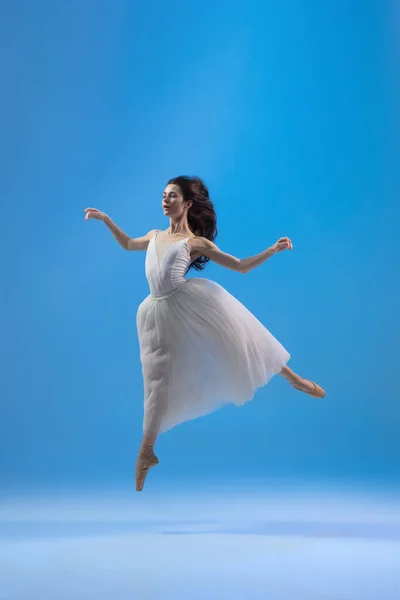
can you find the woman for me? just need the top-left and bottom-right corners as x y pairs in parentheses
(84, 176), (325, 491)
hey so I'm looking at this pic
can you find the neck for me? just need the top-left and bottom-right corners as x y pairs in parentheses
(168, 215), (191, 236)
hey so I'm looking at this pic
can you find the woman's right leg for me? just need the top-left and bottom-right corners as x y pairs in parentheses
(135, 431), (159, 492)
(135, 402), (166, 492)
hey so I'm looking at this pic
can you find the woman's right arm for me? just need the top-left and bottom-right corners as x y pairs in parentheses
(126, 227), (159, 251)
(105, 217), (158, 251)
(103, 216), (131, 249)
(84, 208), (157, 251)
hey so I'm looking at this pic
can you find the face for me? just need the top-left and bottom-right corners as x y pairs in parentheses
(162, 184), (191, 216)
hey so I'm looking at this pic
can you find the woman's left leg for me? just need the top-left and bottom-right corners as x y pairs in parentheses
(279, 365), (325, 398)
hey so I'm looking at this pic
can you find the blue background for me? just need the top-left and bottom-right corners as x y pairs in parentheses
(1, 0), (399, 494)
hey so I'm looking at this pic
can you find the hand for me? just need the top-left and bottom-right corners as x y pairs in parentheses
(272, 237), (293, 253)
(84, 208), (108, 222)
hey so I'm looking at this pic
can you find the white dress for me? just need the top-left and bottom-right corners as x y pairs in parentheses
(136, 231), (290, 436)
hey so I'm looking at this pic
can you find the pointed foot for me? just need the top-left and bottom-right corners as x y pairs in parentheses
(292, 379), (326, 399)
(135, 450), (159, 492)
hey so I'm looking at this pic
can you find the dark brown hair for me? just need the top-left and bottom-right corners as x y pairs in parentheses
(167, 176), (218, 271)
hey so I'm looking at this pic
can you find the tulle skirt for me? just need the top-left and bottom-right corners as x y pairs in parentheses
(136, 278), (290, 435)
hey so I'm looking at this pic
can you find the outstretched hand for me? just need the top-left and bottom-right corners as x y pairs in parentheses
(84, 208), (108, 221)
(272, 237), (293, 253)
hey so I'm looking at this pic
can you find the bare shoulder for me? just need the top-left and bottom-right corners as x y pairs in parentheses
(187, 236), (211, 260)
(189, 236), (243, 272)
(127, 229), (160, 251)
(189, 236), (215, 252)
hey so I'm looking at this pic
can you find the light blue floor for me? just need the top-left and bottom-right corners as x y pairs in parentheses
(1, 484), (399, 599)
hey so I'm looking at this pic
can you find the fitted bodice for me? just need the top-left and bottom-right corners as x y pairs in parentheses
(145, 231), (193, 298)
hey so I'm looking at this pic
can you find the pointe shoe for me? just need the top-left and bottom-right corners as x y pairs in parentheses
(135, 449), (159, 492)
(292, 379), (326, 398)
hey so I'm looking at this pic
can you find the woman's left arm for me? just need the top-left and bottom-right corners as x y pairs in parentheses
(193, 237), (292, 273)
